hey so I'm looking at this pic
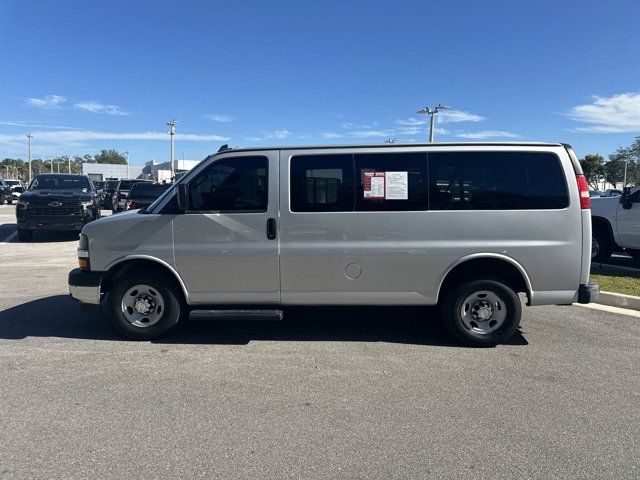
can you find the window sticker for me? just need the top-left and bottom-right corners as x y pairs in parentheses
(363, 172), (385, 199)
(385, 171), (408, 200)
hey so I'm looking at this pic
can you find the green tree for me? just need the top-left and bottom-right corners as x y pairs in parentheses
(94, 149), (127, 165)
(604, 157), (626, 186)
(607, 140), (640, 187)
(579, 154), (605, 189)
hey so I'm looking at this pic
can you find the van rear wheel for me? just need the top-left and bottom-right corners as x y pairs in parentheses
(441, 279), (521, 347)
(592, 227), (613, 262)
(108, 273), (182, 340)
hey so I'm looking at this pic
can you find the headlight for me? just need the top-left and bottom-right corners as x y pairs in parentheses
(78, 234), (90, 270)
(78, 233), (89, 251)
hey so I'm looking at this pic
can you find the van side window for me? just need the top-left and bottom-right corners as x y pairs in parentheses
(290, 155), (354, 212)
(429, 151), (569, 210)
(188, 156), (268, 212)
(354, 152), (428, 211)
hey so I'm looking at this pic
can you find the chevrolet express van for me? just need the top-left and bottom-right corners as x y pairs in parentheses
(69, 143), (598, 346)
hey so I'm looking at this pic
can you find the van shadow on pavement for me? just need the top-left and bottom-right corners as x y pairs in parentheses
(0, 295), (529, 347)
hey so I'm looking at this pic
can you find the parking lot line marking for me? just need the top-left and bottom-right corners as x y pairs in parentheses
(0, 231), (17, 244)
(574, 302), (640, 318)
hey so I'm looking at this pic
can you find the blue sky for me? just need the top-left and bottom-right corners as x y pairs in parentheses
(1, 0), (639, 165)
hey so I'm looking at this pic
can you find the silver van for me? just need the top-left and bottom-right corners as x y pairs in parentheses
(69, 143), (599, 346)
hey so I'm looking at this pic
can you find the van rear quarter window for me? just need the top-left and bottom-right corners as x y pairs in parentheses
(354, 152), (428, 211)
(290, 155), (354, 212)
(428, 151), (569, 210)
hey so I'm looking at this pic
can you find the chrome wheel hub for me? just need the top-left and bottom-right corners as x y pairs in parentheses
(134, 295), (155, 315)
(472, 300), (494, 321)
(460, 290), (507, 335)
(121, 284), (165, 328)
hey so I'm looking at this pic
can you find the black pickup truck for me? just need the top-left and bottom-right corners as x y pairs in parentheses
(16, 174), (100, 241)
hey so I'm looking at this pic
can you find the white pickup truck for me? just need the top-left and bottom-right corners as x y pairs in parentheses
(591, 187), (640, 261)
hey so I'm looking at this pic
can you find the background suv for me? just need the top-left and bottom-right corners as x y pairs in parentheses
(16, 174), (100, 241)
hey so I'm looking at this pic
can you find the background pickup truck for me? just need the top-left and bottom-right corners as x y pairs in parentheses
(591, 187), (640, 261)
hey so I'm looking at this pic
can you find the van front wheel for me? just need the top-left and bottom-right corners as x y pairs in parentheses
(441, 279), (521, 347)
(108, 274), (182, 340)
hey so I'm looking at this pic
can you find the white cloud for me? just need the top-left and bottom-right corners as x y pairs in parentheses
(268, 129), (290, 139)
(347, 129), (396, 138)
(205, 114), (233, 122)
(0, 120), (77, 130)
(321, 132), (343, 139)
(26, 95), (67, 109)
(0, 130), (228, 145)
(341, 122), (378, 129)
(397, 110), (483, 127)
(75, 101), (129, 116)
(568, 93), (640, 133)
(247, 129), (291, 142)
(456, 130), (519, 139)
(396, 118), (428, 126)
(438, 110), (484, 123)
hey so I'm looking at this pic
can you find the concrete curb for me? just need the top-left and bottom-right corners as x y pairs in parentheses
(596, 291), (640, 311)
(592, 262), (640, 274)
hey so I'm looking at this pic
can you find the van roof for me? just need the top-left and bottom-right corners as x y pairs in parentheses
(217, 141), (566, 155)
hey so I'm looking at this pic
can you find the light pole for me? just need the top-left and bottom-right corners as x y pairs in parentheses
(417, 104), (451, 142)
(629, 136), (640, 187)
(68, 156), (71, 174)
(124, 151), (130, 178)
(26, 133), (33, 183)
(167, 120), (177, 179)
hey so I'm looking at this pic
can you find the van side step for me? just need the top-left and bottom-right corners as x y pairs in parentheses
(189, 309), (283, 321)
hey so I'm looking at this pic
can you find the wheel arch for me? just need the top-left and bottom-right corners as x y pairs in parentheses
(591, 216), (616, 245)
(436, 253), (532, 305)
(103, 255), (189, 304)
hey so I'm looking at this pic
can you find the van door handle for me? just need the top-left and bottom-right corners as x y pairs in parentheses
(266, 218), (277, 240)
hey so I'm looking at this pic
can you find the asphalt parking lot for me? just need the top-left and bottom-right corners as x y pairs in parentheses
(0, 203), (638, 479)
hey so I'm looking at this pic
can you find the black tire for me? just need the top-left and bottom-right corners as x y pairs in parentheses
(0, 196), (5, 205)
(17, 228), (33, 241)
(108, 273), (182, 340)
(592, 225), (613, 262)
(627, 249), (640, 261)
(7, 198), (12, 205)
(441, 279), (522, 347)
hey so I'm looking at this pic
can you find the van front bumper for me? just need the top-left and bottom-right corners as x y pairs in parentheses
(68, 268), (103, 310)
(578, 281), (600, 304)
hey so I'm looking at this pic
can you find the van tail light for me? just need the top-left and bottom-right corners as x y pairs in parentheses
(128, 201), (136, 210)
(576, 175), (590, 209)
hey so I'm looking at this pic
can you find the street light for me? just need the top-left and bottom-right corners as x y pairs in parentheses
(417, 104), (450, 142)
(167, 120), (177, 180)
(26, 133), (33, 183)
(629, 136), (640, 187)
(124, 151), (130, 178)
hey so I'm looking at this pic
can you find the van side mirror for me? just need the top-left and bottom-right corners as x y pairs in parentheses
(620, 186), (633, 209)
(176, 183), (188, 211)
